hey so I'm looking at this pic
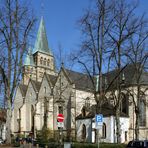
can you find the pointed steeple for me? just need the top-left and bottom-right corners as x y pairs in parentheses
(34, 17), (51, 54)
(24, 48), (35, 66)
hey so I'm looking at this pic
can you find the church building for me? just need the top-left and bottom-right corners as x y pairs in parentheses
(11, 17), (96, 140)
(11, 17), (148, 143)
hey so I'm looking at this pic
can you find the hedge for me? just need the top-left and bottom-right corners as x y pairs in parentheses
(34, 141), (127, 148)
(71, 143), (126, 148)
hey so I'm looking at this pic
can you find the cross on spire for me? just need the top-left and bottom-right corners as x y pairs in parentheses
(41, 0), (45, 17)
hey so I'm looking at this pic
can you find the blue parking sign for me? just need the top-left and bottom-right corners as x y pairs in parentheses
(95, 114), (103, 128)
(96, 114), (103, 122)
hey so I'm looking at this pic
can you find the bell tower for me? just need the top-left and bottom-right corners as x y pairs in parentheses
(33, 17), (56, 81)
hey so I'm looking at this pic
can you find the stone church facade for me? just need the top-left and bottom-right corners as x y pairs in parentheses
(11, 17), (96, 140)
(11, 17), (148, 143)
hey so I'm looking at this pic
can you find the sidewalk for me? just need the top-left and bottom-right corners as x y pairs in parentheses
(0, 143), (37, 148)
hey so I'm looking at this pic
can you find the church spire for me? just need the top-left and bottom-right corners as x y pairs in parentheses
(34, 17), (52, 54)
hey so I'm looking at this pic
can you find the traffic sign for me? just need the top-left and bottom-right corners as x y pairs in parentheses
(57, 122), (64, 128)
(95, 114), (103, 128)
(57, 114), (64, 122)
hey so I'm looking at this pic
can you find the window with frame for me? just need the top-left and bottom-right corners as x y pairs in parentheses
(85, 97), (90, 108)
(102, 123), (106, 138)
(44, 58), (46, 65)
(125, 131), (127, 141)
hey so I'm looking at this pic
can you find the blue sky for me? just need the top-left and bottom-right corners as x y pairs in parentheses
(30, 0), (91, 55)
(30, 0), (148, 69)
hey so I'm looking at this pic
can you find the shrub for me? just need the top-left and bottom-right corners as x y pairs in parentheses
(36, 127), (53, 143)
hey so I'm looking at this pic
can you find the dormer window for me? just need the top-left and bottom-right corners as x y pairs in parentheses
(40, 57), (43, 65)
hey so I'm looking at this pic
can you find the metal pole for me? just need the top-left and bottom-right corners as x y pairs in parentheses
(98, 129), (99, 148)
(59, 127), (61, 148)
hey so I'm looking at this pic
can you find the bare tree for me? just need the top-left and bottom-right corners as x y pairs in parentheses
(105, 0), (147, 143)
(123, 17), (148, 140)
(72, 0), (147, 143)
(0, 0), (36, 144)
(72, 0), (113, 112)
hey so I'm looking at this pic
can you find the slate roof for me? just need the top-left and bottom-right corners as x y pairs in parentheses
(103, 63), (148, 90)
(65, 69), (95, 91)
(31, 80), (41, 92)
(18, 64), (148, 98)
(46, 74), (57, 86)
(19, 84), (28, 97)
(76, 102), (128, 120)
(62, 63), (148, 91)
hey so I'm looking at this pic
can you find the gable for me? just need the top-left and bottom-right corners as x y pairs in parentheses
(25, 81), (37, 104)
(38, 74), (52, 100)
(54, 69), (71, 91)
(14, 86), (24, 109)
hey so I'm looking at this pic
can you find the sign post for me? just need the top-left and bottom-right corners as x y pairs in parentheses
(95, 114), (103, 148)
(57, 114), (64, 148)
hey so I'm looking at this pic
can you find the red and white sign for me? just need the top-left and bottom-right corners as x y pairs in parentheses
(57, 114), (64, 122)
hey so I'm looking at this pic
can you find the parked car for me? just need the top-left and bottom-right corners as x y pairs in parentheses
(127, 140), (148, 148)
(0, 138), (4, 144)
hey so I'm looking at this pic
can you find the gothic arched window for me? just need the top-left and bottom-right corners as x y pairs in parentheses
(120, 93), (129, 115)
(139, 95), (146, 126)
(58, 106), (63, 114)
(102, 123), (106, 138)
(85, 97), (90, 108)
(31, 105), (35, 133)
(82, 124), (86, 140)
(44, 87), (46, 94)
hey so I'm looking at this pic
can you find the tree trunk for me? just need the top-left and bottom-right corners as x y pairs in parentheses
(5, 99), (12, 144)
(135, 85), (140, 140)
(135, 106), (139, 140)
(115, 106), (121, 143)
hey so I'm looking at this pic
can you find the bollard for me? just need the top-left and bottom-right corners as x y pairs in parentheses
(45, 145), (48, 148)
(36, 144), (39, 148)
